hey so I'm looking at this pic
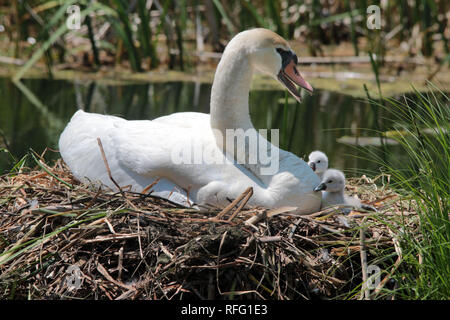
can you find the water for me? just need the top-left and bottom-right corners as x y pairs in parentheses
(0, 77), (403, 176)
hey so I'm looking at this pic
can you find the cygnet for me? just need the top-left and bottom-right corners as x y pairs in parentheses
(314, 169), (376, 211)
(308, 151), (328, 179)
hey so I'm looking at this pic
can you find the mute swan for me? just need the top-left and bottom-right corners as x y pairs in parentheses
(59, 28), (322, 213)
(313, 169), (376, 211)
(307, 150), (328, 179)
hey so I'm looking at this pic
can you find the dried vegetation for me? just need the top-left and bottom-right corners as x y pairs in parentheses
(0, 154), (415, 300)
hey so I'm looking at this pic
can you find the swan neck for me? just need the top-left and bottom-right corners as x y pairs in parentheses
(210, 50), (253, 132)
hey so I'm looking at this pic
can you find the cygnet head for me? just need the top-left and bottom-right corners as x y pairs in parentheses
(225, 28), (313, 102)
(313, 169), (345, 193)
(308, 151), (329, 176)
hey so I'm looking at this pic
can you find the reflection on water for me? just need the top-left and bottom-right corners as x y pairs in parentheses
(0, 77), (403, 175)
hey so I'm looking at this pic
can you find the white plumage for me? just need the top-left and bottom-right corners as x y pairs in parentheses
(307, 150), (329, 179)
(59, 29), (322, 213)
(314, 168), (377, 212)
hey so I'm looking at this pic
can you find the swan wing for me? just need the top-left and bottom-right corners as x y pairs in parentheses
(59, 110), (195, 207)
(111, 117), (261, 204)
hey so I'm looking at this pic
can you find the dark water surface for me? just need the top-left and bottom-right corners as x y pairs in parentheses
(0, 77), (404, 176)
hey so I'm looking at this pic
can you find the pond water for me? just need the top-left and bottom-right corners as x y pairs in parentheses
(0, 77), (405, 176)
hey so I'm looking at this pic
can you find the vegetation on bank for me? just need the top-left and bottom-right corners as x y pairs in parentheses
(363, 85), (449, 299)
(1, 0), (448, 74)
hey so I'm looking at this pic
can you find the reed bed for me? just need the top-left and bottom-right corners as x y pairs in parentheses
(0, 154), (418, 300)
(2, 0), (448, 76)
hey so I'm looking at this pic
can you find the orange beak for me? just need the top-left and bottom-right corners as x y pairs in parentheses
(278, 59), (313, 103)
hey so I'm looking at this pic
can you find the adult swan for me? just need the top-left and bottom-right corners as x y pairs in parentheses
(59, 28), (322, 213)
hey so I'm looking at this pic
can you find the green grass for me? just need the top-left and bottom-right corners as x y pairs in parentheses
(362, 84), (450, 299)
(3, 0), (448, 73)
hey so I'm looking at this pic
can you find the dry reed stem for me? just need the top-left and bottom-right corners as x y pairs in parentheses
(96, 138), (123, 194)
(227, 187), (253, 222)
(215, 187), (252, 220)
(359, 218), (370, 300)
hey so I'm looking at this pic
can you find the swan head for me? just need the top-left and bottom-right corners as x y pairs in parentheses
(228, 28), (313, 102)
(313, 169), (345, 193)
(308, 150), (328, 175)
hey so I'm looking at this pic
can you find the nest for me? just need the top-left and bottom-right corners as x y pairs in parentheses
(0, 154), (416, 300)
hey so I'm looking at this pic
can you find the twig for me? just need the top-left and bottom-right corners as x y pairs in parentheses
(96, 262), (135, 291)
(227, 187), (253, 221)
(117, 246), (124, 281)
(141, 178), (161, 194)
(96, 138), (123, 194)
(31, 152), (73, 188)
(104, 218), (116, 234)
(0, 217), (46, 265)
(137, 212), (143, 259)
(159, 243), (174, 259)
(215, 187), (252, 220)
(216, 230), (228, 296)
(257, 236), (282, 243)
(375, 256), (401, 296)
(83, 233), (143, 243)
(288, 218), (302, 240)
(374, 229), (403, 295)
(359, 219), (370, 300)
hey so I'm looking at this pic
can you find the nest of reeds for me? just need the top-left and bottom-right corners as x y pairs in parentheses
(0, 155), (417, 300)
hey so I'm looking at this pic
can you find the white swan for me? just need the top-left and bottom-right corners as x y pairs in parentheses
(59, 28), (322, 213)
(307, 150), (328, 179)
(313, 169), (375, 211)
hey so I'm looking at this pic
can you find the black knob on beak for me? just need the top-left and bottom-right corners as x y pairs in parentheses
(314, 183), (327, 192)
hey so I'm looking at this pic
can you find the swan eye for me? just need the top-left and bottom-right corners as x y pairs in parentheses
(317, 160), (321, 163)
(276, 48), (290, 63)
(328, 180), (333, 183)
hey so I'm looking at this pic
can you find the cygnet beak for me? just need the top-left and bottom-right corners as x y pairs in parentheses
(309, 162), (316, 172)
(313, 183), (327, 192)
